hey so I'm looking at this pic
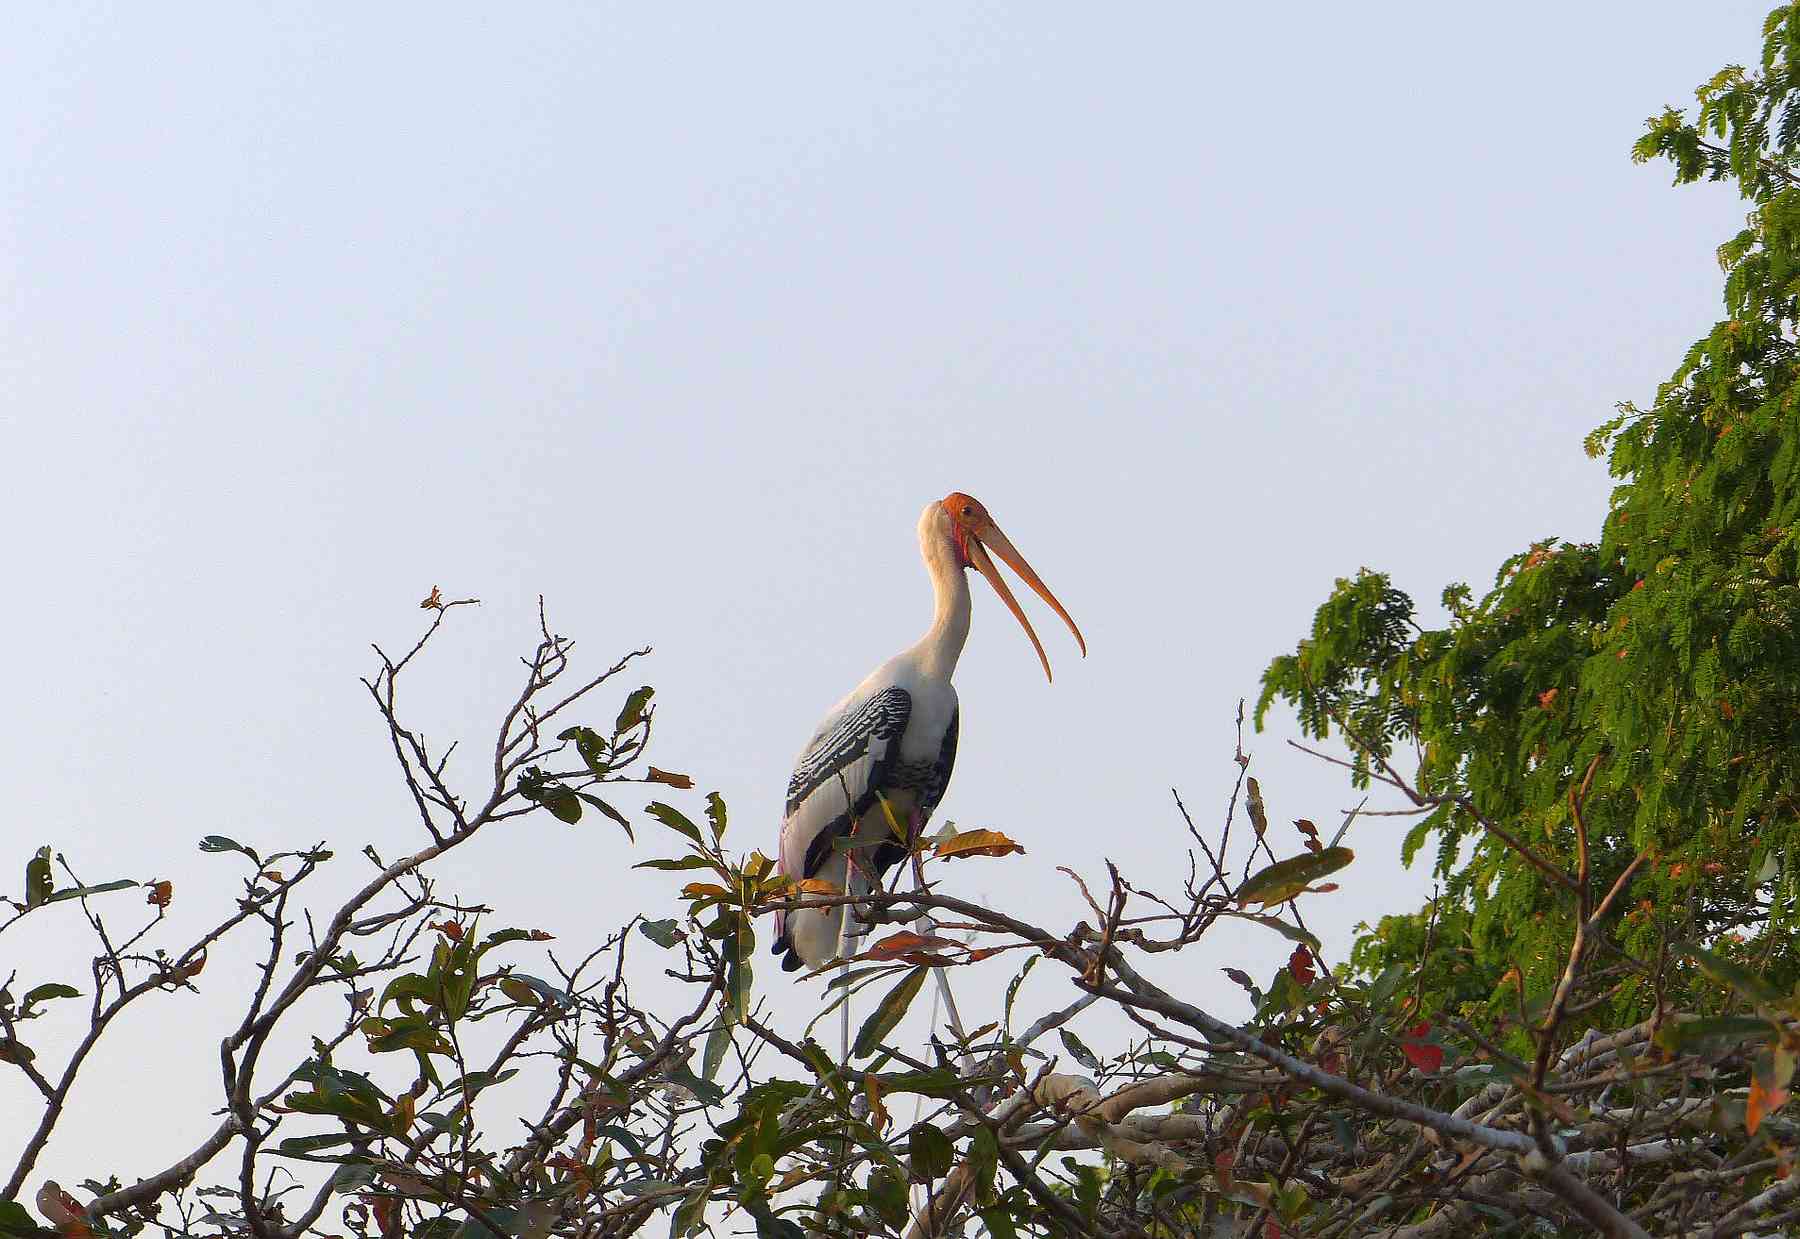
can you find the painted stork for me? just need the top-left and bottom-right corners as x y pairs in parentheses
(773, 492), (1084, 973)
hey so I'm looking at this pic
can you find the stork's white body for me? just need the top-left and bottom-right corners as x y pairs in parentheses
(773, 503), (970, 970)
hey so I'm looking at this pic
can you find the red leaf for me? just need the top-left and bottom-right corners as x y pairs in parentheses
(147, 880), (173, 908)
(1402, 1041), (1444, 1073)
(1287, 946), (1316, 987)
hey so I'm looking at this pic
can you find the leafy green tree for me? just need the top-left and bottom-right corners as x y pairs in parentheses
(1264, 1), (1800, 1022)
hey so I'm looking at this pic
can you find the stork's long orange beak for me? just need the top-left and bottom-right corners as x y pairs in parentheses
(964, 518), (1086, 682)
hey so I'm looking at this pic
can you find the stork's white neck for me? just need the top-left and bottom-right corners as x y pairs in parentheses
(910, 504), (970, 681)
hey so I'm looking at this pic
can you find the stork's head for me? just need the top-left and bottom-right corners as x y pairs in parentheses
(939, 490), (1086, 682)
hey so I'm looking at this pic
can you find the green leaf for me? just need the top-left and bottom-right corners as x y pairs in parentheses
(853, 966), (928, 1058)
(870, 1068), (970, 1098)
(703, 1019), (731, 1082)
(639, 919), (684, 948)
(616, 685), (654, 735)
(276, 1132), (357, 1156)
(560, 725), (612, 778)
(1217, 910), (1322, 950)
(0, 1200), (40, 1239)
(908, 1122), (955, 1181)
(21, 982), (80, 1009)
(1236, 847), (1354, 908)
(969, 1124), (1000, 1197)
(706, 792), (728, 839)
(977, 1207), (1020, 1239)
(665, 1057), (726, 1106)
(1004, 956), (1038, 1036)
(198, 835), (260, 863)
(452, 1207), (518, 1239)
(24, 846), (52, 909)
(865, 1168), (909, 1228)
(1060, 1028), (1102, 1072)
(669, 1189), (707, 1239)
(543, 787), (582, 824)
(578, 793), (634, 839)
(1674, 940), (1784, 1004)
(646, 802), (703, 846)
(43, 879), (137, 904)
(1660, 1014), (1777, 1051)
(633, 856), (716, 872)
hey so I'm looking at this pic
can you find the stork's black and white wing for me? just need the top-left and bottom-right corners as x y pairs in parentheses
(779, 686), (912, 888)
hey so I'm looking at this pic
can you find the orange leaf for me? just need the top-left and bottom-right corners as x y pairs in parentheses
(680, 882), (729, 901)
(420, 585), (444, 610)
(147, 880), (173, 908)
(432, 920), (464, 940)
(1537, 688), (1559, 710)
(793, 878), (842, 896)
(1751, 1074), (1791, 1135)
(863, 930), (960, 960)
(646, 767), (695, 789)
(933, 829), (1026, 861)
(529, 929), (555, 940)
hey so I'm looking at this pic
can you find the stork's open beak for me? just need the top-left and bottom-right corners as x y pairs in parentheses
(965, 522), (1086, 682)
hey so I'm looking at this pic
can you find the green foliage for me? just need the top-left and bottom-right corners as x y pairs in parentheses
(1263, 1), (1800, 1019)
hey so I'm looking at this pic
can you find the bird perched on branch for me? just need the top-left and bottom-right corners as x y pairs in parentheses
(773, 492), (1084, 972)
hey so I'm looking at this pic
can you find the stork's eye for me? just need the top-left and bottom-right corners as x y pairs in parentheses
(962, 505), (974, 517)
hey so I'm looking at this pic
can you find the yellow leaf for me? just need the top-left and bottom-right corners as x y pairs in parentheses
(1245, 776), (1268, 837)
(933, 829), (1026, 861)
(864, 1074), (891, 1133)
(794, 878), (841, 896)
(1235, 848), (1354, 908)
(500, 977), (540, 1007)
(389, 1090), (416, 1135)
(680, 882), (730, 901)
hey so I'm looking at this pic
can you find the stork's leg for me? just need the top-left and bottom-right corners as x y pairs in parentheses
(834, 861), (862, 1066)
(909, 812), (970, 1059)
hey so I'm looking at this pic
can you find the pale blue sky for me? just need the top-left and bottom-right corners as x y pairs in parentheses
(0, 1), (1764, 1195)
